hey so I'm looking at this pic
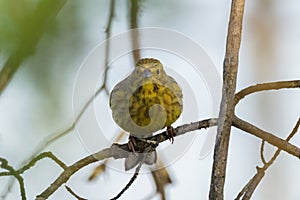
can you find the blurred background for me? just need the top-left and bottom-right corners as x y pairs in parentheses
(0, 0), (299, 199)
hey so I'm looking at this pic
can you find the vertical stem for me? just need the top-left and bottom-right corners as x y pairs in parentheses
(209, 0), (245, 199)
(129, 0), (141, 63)
(103, 0), (115, 94)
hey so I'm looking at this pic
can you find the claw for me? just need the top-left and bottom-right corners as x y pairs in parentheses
(166, 126), (176, 144)
(128, 135), (137, 153)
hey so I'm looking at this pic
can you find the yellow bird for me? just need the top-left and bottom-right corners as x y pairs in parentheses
(109, 58), (183, 170)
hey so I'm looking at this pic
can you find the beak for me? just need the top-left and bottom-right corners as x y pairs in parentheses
(143, 69), (152, 78)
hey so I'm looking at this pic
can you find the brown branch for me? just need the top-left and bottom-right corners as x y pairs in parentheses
(259, 140), (267, 165)
(209, 0), (245, 199)
(102, 0), (116, 95)
(129, 0), (141, 63)
(235, 118), (300, 200)
(35, 148), (115, 200)
(30, 115), (300, 199)
(235, 166), (265, 200)
(110, 156), (145, 200)
(235, 80), (300, 105)
(35, 118), (218, 199)
(232, 116), (300, 158)
(0, 158), (26, 200)
(65, 185), (87, 200)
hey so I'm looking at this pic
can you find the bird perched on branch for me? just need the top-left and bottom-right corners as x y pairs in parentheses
(110, 58), (183, 170)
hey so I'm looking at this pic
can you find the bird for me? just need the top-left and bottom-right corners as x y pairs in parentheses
(109, 58), (183, 170)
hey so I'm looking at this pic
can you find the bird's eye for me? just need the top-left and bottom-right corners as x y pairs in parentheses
(156, 69), (160, 74)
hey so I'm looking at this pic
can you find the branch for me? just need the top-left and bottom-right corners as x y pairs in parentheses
(259, 140), (267, 165)
(35, 118), (218, 199)
(102, 0), (116, 95)
(0, 158), (26, 200)
(0, 152), (67, 200)
(129, 0), (141, 63)
(209, 0), (245, 198)
(232, 116), (300, 158)
(235, 80), (300, 105)
(235, 118), (300, 200)
(23, 115), (299, 199)
(18, 152), (67, 174)
(110, 156), (145, 200)
(65, 185), (87, 200)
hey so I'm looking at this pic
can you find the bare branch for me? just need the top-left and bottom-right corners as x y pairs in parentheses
(263, 118), (300, 168)
(0, 115), (293, 200)
(35, 118), (218, 199)
(235, 80), (300, 105)
(0, 158), (26, 200)
(235, 166), (265, 200)
(102, 0), (116, 95)
(232, 116), (300, 158)
(129, 0), (141, 63)
(235, 118), (300, 200)
(0, 152), (67, 200)
(110, 156), (145, 200)
(17, 152), (67, 174)
(65, 185), (87, 200)
(210, 0), (245, 198)
(259, 140), (267, 165)
(35, 148), (115, 200)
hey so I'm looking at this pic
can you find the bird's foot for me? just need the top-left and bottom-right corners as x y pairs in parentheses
(166, 126), (176, 144)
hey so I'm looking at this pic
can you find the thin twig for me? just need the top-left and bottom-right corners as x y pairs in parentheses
(209, 0), (245, 198)
(18, 152), (67, 173)
(263, 118), (300, 169)
(235, 80), (300, 105)
(0, 158), (26, 200)
(35, 148), (115, 200)
(235, 118), (300, 200)
(102, 0), (116, 95)
(129, 0), (141, 63)
(110, 156), (145, 200)
(0, 152), (67, 177)
(260, 140), (267, 165)
(65, 185), (88, 200)
(235, 167), (265, 200)
(234, 80), (300, 168)
(232, 116), (300, 158)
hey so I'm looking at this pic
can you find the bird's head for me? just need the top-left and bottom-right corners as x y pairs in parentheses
(134, 58), (167, 83)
